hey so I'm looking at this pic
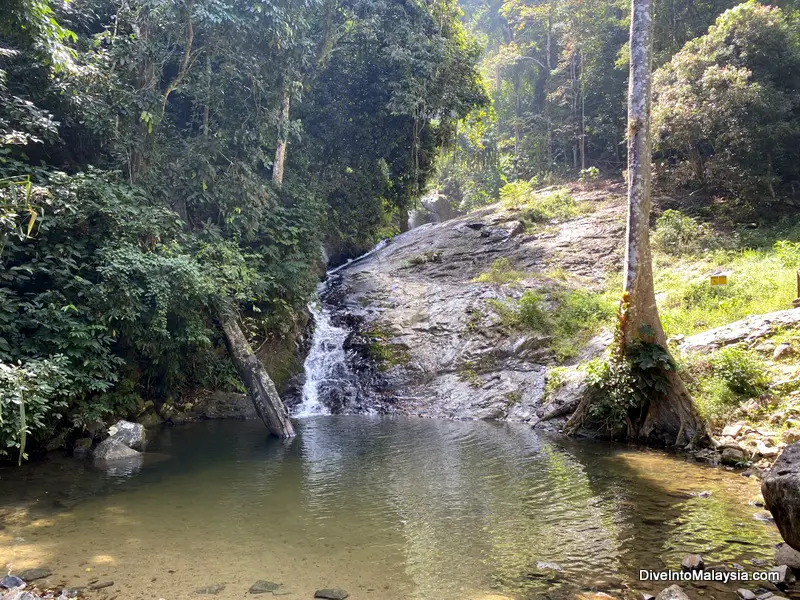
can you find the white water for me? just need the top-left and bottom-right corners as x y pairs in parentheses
(293, 239), (390, 418)
(293, 297), (345, 417)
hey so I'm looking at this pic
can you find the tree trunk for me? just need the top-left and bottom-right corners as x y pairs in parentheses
(623, 0), (704, 447)
(272, 83), (291, 186)
(219, 313), (295, 438)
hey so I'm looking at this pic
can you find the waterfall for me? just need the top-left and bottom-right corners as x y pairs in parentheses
(293, 239), (390, 418)
(293, 294), (346, 417)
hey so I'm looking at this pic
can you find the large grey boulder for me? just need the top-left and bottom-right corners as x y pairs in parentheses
(93, 438), (141, 461)
(763, 442), (800, 550)
(108, 420), (146, 450)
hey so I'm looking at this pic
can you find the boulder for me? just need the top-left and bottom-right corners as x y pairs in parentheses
(655, 585), (689, 600)
(757, 441), (780, 459)
(722, 447), (747, 465)
(763, 443), (800, 551)
(737, 590), (756, 600)
(93, 438), (141, 461)
(108, 420), (146, 450)
(723, 423), (745, 438)
(776, 543), (800, 570)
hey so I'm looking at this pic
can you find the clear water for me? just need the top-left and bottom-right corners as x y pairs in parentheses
(0, 417), (781, 600)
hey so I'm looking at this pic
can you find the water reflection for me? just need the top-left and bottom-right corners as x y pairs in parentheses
(0, 417), (781, 600)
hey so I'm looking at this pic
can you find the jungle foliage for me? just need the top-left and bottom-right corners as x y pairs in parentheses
(0, 0), (486, 458)
(433, 0), (800, 211)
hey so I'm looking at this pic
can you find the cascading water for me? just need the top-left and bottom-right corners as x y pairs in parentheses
(292, 239), (390, 418)
(293, 292), (347, 417)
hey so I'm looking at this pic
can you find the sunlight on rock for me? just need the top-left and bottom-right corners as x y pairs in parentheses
(91, 554), (116, 565)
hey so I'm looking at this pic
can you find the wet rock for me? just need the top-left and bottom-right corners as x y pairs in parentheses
(641, 594), (656, 600)
(770, 565), (795, 587)
(314, 589), (349, 600)
(763, 443), (800, 550)
(194, 584), (226, 595)
(776, 543), (800, 570)
(17, 568), (52, 582)
(72, 437), (93, 459)
(0, 577), (24, 589)
(248, 581), (281, 594)
(754, 511), (775, 522)
(737, 590), (756, 600)
(59, 587), (85, 598)
(3, 591), (41, 600)
(93, 438), (140, 461)
(722, 447), (747, 465)
(681, 554), (704, 572)
(108, 420), (146, 450)
(655, 585), (689, 600)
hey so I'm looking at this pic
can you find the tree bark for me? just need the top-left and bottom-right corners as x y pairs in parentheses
(220, 313), (295, 438)
(272, 83), (291, 186)
(622, 0), (705, 447)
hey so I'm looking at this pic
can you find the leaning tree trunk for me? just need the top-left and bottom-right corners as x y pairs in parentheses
(622, 0), (705, 447)
(220, 313), (295, 438)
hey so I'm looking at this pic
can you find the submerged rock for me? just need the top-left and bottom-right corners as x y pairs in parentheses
(248, 581), (281, 594)
(194, 583), (226, 595)
(763, 443), (800, 551)
(314, 589), (349, 600)
(72, 438), (93, 459)
(93, 438), (140, 461)
(17, 568), (51, 582)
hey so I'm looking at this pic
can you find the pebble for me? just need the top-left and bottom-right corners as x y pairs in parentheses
(737, 590), (756, 600)
(314, 590), (349, 600)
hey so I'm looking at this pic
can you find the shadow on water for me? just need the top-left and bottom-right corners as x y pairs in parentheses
(0, 417), (781, 600)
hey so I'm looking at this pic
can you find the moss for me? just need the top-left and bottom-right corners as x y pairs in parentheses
(402, 250), (443, 268)
(363, 321), (411, 371)
(504, 390), (522, 406)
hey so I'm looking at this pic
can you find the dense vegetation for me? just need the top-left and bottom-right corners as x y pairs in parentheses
(0, 0), (486, 458)
(436, 0), (800, 209)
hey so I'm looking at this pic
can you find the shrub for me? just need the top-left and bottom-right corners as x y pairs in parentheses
(0, 357), (70, 463)
(710, 346), (769, 397)
(474, 257), (525, 285)
(652, 210), (709, 255)
(578, 167), (600, 184)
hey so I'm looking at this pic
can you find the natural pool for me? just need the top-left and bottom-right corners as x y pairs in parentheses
(0, 417), (782, 600)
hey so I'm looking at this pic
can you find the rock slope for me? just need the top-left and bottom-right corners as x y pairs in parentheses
(322, 184), (626, 420)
